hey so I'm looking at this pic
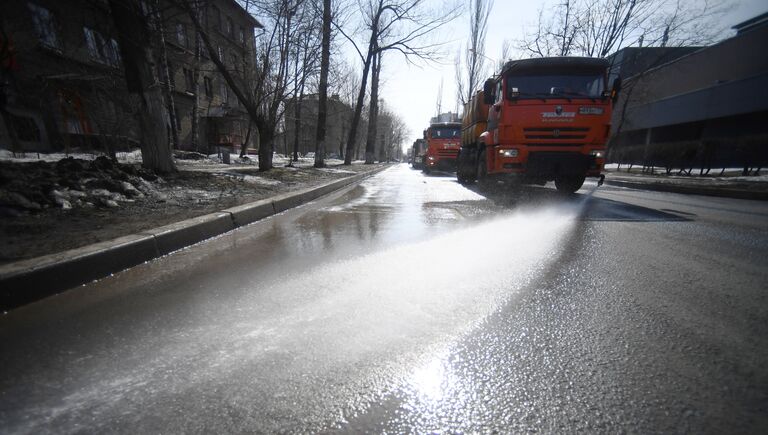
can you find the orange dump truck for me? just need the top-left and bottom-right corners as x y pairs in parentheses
(457, 57), (619, 193)
(422, 121), (462, 174)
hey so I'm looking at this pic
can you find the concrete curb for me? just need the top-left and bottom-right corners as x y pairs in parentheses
(603, 179), (768, 201)
(0, 165), (389, 312)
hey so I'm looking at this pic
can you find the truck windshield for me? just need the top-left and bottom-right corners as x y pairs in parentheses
(431, 127), (461, 138)
(506, 73), (605, 99)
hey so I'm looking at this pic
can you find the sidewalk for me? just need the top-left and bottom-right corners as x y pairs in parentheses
(0, 162), (388, 312)
(602, 168), (768, 200)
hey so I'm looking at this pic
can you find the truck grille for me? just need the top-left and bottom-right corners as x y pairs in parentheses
(524, 127), (589, 140)
(437, 149), (458, 158)
(524, 143), (584, 147)
(526, 152), (591, 176)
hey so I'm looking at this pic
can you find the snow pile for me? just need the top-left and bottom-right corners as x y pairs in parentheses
(0, 156), (159, 216)
(0, 148), (144, 164)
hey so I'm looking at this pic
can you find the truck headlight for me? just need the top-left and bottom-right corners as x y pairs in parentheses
(590, 150), (605, 158)
(499, 149), (519, 158)
(427, 156), (436, 161)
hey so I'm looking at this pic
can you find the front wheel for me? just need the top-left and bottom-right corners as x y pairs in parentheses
(555, 175), (586, 194)
(476, 149), (492, 189)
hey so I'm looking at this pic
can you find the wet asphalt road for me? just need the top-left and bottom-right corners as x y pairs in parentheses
(1, 164), (767, 433)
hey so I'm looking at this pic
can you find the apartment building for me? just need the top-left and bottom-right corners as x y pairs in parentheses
(162, 0), (262, 152)
(0, 0), (261, 155)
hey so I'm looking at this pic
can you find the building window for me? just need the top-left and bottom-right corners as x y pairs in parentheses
(217, 45), (224, 64)
(28, 3), (59, 49)
(239, 27), (246, 45)
(225, 17), (234, 38)
(220, 81), (228, 104)
(83, 27), (100, 60)
(183, 68), (194, 92)
(66, 116), (83, 134)
(83, 27), (121, 68)
(204, 76), (212, 98)
(107, 39), (121, 67)
(176, 22), (188, 48)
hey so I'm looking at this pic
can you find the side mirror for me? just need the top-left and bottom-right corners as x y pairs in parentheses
(483, 79), (495, 104)
(611, 77), (622, 103)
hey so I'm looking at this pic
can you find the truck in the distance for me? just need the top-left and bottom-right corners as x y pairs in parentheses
(410, 138), (427, 170)
(457, 56), (619, 193)
(422, 121), (462, 174)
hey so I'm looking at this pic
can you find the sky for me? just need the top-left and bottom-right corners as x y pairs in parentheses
(345, 0), (768, 155)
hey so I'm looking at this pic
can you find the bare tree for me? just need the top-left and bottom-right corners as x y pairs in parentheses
(313, 0), (332, 168)
(455, 0), (492, 107)
(497, 38), (511, 71)
(519, 0), (731, 59)
(337, 0), (460, 165)
(150, 1), (180, 150)
(110, 0), (176, 173)
(364, 50), (382, 163)
(376, 103), (407, 162)
(327, 59), (360, 160)
(288, 0), (322, 164)
(182, 0), (302, 171)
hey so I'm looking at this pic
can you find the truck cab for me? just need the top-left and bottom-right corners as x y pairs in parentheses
(460, 57), (616, 192)
(423, 122), (462, 173)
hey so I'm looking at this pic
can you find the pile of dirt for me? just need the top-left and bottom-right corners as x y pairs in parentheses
(0, 157), (381, 265)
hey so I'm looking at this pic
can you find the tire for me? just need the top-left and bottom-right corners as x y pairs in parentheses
(476, 149), (491, 189)
(555, 175), (586, 194)
(457, 170), (472, 184)
(457, 147), (477, 184)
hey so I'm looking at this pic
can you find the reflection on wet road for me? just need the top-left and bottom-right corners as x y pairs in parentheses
(1, 165), (767, 433)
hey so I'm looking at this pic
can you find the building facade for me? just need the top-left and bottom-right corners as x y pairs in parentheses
(1, 0), (137, 153)
(607, 13), (768, 172)
(0, 0), (261, 155)
(162, 0), (261, 152)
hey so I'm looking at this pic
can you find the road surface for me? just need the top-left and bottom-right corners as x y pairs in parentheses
(1, 164), (767, 433)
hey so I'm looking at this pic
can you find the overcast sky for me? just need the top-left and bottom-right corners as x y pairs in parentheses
(342, 0), (767, 155)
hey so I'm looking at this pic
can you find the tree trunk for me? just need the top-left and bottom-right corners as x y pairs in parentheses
(108, 0), (175, 173)
(314, 0), (331, 168)
(241, 120), (252, 158)
(153, 0), (179, 150)
(257, 121), (273, 171)
(364, 51), (381, 164)
(138, 90), (176, 173)
(339, 123), (347, 161)
(344, 7), (381, 167)
(259, 141), (273, 171)
(344, 52), (372, 165)
(191, 23), (202, 152)
(293, 91), (303, 162)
